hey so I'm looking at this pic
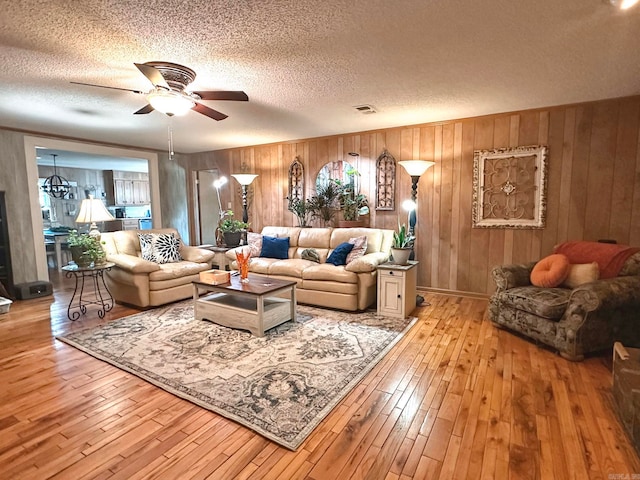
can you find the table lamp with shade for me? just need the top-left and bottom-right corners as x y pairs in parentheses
(75, 195), (114, 240)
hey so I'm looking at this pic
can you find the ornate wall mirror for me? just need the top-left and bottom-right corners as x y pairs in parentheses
(315, 160), (356, 191)
(375, 149), (396, 210)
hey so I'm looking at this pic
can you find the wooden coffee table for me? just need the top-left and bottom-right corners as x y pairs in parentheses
(192, 274), (297, 336)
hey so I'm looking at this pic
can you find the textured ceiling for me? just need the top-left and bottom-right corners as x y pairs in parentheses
(1, 0), (639, 154)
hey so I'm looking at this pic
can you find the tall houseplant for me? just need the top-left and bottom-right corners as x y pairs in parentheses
(287, 197), (312, 227)
(308, 180), (342, 227)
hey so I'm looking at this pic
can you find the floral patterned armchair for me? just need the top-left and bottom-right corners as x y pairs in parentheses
(489, 247), (640, 361)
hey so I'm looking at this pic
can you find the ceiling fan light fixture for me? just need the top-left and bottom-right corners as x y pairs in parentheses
(606, 0), (639, 9)
(147, 90), (195, 116)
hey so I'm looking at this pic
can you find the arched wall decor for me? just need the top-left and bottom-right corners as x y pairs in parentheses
(375, 149), (396, 211)
(288, 156), (304, 206)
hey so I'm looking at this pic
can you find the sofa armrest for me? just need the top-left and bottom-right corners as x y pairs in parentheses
(180, 246), (215, 263)
(345, 252), (389, 273)
(106, 253), (161, 274)
(491, 262), (536, 291)
(569, 275), (640, 312)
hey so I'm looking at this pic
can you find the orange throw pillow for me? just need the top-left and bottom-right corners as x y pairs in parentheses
(530, 254), (570, 287)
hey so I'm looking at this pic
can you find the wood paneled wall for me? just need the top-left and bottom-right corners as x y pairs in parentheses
(185, 95), (640, 295)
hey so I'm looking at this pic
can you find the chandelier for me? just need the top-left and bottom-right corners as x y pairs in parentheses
(42, 154), (71, 199)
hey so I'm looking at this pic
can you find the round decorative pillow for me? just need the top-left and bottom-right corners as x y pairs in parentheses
(530, 254), (570, 287)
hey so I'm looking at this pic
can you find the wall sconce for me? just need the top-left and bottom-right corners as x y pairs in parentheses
(231, 174), (258, 223)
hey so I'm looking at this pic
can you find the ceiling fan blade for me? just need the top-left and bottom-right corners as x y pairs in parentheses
(134, 63), (169, 89)
(193, 102), (228, 121)
(133, 104), (155, 115)
(70, 81), (145, 95)
(192, 90), (249, 101)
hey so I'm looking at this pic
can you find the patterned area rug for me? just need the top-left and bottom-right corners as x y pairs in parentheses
(56, 302), (416, 450)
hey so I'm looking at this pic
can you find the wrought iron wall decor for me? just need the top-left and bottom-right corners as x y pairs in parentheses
(472, 145), (548, 228)
(288, 156), (304, 206)
(375, 149), (396, 210)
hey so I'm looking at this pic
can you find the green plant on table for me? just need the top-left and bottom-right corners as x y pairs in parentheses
(218, 211), (249, 233)
(287, 197), (312, 227)
(67, 230), (106, 265)
(392, 223), (414, 249)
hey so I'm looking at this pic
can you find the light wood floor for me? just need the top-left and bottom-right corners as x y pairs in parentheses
(1, 270), (638, 479)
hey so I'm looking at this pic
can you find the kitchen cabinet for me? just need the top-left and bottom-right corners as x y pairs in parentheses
(103, 219), (144, 232)
(104, 171), (150, 206)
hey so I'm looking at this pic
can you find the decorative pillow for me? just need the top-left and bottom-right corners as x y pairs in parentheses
(562, 262), (599, 289)
(301, 248), (321, 263)
(326, 242), (355, 266)
(260, 236), (289, 259)
(138, 233), (182, 264)
(346, 236), (368, 264)
(247, 232), (263, 257)
(530, 254), (570, 287)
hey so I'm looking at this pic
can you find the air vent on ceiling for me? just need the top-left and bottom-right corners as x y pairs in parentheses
(353, 104), (377, 114)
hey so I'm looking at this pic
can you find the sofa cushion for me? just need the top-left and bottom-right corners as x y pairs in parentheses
(497, 286), (571, 320)
(530, 254), (570, 287)
(269, 258), (318, 277)
(347, 236), (368, 264)
(554, 241), (640, 279)
(562, 262), (599, 289)
(302, 263), (358, 283)
(247, 232), (263, 257)
(326, 242), (354, 266)
(260, 236), (289, 259)
(148, 261), (210, 281)
(247, 257), (280, 274)
(139, 233), (182, 264)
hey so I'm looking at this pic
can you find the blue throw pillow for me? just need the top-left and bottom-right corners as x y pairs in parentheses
(326, 242), (355, 266)
(260, 236), (290, 259)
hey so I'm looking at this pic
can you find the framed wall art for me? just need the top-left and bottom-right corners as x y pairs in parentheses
(375, 149), (396, 211)
(472, 145), (548, 229)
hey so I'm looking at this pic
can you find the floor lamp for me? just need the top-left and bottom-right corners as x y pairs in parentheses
(398, 160), (435, 305)
(213, 176), (228, 246)
(231, 174), (258, 223)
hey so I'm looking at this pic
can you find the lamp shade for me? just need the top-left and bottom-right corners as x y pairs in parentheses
(75, 196), (114, 224)
(231, 174), (259, 186)
(398, 160), (435, 177)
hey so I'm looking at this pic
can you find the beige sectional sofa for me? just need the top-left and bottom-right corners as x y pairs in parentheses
(226, 226), (394, 311)
(101, 228), (215, 308)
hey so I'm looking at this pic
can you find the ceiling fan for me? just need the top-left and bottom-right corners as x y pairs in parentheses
(71, 61), (248, 121)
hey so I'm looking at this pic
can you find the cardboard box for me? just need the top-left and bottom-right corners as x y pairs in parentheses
(199, 269), (231, 285)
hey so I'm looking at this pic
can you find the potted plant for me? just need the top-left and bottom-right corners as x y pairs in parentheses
(308, 179), (342, 226)
(390, 223), (414, 265)
(287, 197), (312, 227)
(336, 167), (369, 227)
(67, 230), (106, 267)
(218, 210), (249, 247)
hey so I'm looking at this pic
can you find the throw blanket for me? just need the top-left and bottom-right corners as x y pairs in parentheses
(554, 241), (640, 279)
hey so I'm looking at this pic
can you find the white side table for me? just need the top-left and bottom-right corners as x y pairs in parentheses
(377, 261), (418, 318)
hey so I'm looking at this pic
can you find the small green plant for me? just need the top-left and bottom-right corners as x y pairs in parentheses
(67, 230), (106, 266)
(218, 211), (249, 232)
(392, 223), (414, 249)
(308, 180), (342, 226)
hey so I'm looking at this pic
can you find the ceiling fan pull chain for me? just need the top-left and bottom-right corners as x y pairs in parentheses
(167, 119), (175, 161)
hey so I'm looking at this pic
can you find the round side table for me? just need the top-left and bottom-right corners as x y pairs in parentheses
(62, 262), (115, 321)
